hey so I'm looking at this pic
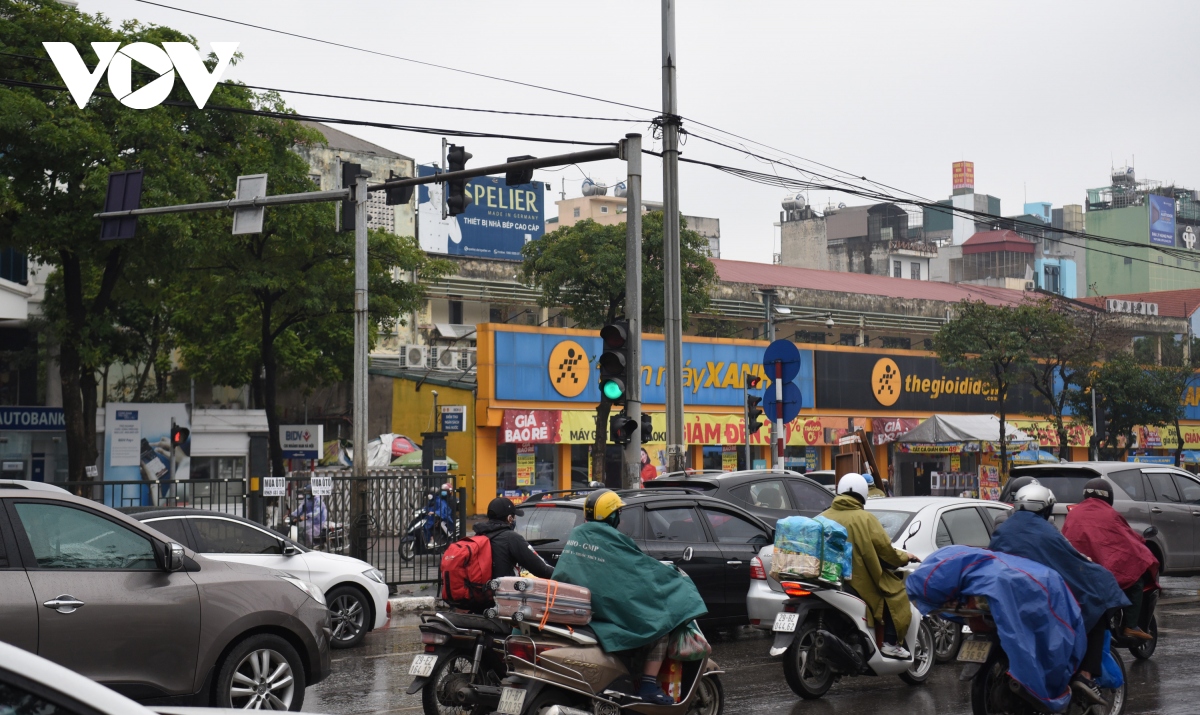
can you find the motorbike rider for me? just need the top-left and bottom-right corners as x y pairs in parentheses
(820, 473), (917, 658)
(552, 489), (707, 706)
(991, 481), (1129, 705)
(288, 485), (328, 547)
(423, 485), (455, 546)
(473, 496), (555, 582)
(863, 470), (886, 499)
(1062, 477), (1158, 642)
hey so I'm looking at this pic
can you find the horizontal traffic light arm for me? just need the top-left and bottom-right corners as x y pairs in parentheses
(368, 146), (620, 194)
(94, 187), (351, 219)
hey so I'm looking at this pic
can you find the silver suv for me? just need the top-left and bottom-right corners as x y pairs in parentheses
(1006, 462), (1200, 574)
(0, 486), (331, 710)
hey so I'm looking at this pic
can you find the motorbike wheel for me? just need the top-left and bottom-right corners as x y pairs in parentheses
(899, 619), (935, 685)
(688, 675), (724, 715)
(930, 616), (963, 663)
(969, 649), (1034, 715)
(1129, 614), (1157, 660)
(782, 621), (834, 700)
(1103, 647), (1127, 715)
(525, 689), (583, 715)
(399, 537), (416, 562)
(423, 653), (476, 715)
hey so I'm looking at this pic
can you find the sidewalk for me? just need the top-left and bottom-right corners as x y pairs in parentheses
(388, 581), (439, 616)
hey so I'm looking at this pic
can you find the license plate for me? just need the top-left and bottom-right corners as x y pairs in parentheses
(773, 612), (800, 633)
(957, 637), (993, 664)
(408, 654), (438, 677)
(497, 687), (526, 715)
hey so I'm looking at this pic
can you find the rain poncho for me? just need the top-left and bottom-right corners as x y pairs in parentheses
(289, 495), (328, 544)
(552, 522), (707, 652)
(424, 494), (454, 541)
(1062, 498), (1159, 590)
(819, 495), (911, 637)
(907, 546), (1085, 712)
(989, 510), (1128, 630)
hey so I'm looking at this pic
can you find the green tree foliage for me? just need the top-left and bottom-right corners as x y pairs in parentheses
(931, 300), (1045, 472)
(1066, 353), (1183, 460)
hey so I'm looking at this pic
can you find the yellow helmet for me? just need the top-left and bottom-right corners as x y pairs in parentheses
(584, 489), (625, 523)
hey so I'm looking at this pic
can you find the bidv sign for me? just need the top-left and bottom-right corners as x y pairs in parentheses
(279, 424), (324, 460)
(43, 41), (238, 110)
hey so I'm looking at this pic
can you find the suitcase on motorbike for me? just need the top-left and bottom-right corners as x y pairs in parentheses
(486, 576), (592, 626)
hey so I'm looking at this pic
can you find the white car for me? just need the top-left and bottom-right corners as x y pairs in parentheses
(127, 508), (390, 649)
(747, 496), (1012, 663)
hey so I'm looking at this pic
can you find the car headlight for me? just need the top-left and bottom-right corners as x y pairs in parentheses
(363, 568), (386, 585)
(280, 575), (326, 606)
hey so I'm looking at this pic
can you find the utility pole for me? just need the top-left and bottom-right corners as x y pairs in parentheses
(622, 134), (643, 489)
(350, 169), (371, 561)
(662, 0), (686, 472)
(763, 289), (776, 342)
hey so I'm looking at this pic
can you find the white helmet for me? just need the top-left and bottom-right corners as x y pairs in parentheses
(837, 473), (869, 503)
(1013, 482), (1056, 519)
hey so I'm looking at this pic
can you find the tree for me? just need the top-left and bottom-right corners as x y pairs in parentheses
(1148, 364), (1196, 467)
(172, 117), (453, 479)
(0, 1), (261, 480)
(1066, 353), (1180, 460)
(931, 300), (1044, 473)
(521, 212), (717, 482)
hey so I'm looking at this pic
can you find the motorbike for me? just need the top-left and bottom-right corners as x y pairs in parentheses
(1109, 525), (1161, 661)
(767, 573), (934, 699)
(399, 499), (457, 562)
(938, 597), (1126, 715)
(408, 610), (511, 715)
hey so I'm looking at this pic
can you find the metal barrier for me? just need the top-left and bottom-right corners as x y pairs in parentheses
(64, 470), (465, 588)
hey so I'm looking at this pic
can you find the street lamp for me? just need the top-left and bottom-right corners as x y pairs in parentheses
(773, 305), (835, 330)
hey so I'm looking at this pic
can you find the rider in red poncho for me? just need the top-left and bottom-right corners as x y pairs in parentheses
(1062, 478), (1159, 642)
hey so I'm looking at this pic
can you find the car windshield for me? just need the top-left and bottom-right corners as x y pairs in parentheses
(514, 506), (583, 545)
(1010, 469), (1096, 504)
(868, 509), (916, 541)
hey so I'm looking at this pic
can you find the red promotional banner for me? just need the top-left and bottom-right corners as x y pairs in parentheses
(500, 410), (563, 444)
(871, 417), (921, 445)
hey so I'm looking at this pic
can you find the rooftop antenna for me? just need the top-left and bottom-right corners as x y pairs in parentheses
(560, 178), (566, 201)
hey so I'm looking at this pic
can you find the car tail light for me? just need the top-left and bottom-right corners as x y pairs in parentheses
(421, 632), (448, 645)
(749, 557), (767, 580)
(781, 582), (812, 598)
(506, 638), (537, 664)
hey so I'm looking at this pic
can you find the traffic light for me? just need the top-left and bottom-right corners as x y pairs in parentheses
(610, 413), (638, 446)
(598, 320), (629, 404)
(505, 155), (535, 186)
(446, 144), (473, 215)
(640, 413), (653, 443)
(746, 394), (764, 434)
(385, 170), (414, 206)
(340, 162), (361, 232)
(170, 421), (190, 449)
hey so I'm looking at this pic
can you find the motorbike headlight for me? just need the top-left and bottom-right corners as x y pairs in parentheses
(363, 568), (386, 585)
(280, 575), (326, 606)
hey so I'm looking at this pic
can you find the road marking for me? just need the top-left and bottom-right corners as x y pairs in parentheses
(366, 650), (423, 659)
(1159, 596), (1200, 606)
(1159, 608), (1200, 616)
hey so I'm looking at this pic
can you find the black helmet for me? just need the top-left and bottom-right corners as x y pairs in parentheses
(1083, 478), (1114, 506)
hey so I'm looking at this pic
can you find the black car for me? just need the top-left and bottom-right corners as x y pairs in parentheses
(513, 489), (773, 626)
(644, 469), (834, 524)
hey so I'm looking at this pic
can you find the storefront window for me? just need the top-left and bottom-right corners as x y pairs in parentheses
(498, 443), (557, 497)
(783, 446), (818, 473)
(191, 456), (247, 482)
(569, 444), (623, 488)
(702, 446), (745, 472)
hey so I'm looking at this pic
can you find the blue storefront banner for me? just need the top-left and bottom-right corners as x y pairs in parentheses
(416, 164), (545, 261)
(493, 330), (815, 409)
(1149, 194), (1176, 247)
(0, 406), (65, 431)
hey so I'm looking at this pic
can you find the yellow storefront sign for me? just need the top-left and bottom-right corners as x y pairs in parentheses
(557, 411), (826, 446)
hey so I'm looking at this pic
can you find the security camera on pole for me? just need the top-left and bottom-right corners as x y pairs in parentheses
(761, 340), (802, 471)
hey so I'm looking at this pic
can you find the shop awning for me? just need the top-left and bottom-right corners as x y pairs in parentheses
(896, 414), (1034, 446)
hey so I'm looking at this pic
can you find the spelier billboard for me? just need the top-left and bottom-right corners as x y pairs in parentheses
(417, 164), (546, 261)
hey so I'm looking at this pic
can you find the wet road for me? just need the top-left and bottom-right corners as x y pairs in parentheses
(307, 577), (1200, 714)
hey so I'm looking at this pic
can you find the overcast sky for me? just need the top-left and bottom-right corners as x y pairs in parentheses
(89, 0), (1199, 262)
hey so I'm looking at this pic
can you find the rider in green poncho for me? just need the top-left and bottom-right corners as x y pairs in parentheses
(552, 489), (707, 706)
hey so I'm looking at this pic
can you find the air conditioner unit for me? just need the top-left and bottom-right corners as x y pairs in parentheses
(1024, 281), (1036, 292)
(458, 348), (477, 371)
(400, 344), (428, 369)
(435, 348), (459, 371)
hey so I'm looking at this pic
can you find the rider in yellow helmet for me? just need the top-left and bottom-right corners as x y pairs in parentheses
(553, 489), (707, 705)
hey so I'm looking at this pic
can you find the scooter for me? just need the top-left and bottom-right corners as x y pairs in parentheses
(767, 575), (934, 699)
(938, 597), (1126, 715)
(399, 506), (456, 562)
(408, 610), (510, 715)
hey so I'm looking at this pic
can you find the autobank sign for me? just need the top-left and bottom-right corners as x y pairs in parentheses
(0, 407), (66, 431)
(492, 330), (815, 408)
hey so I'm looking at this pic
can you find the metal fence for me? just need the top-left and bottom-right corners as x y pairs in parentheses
(63, 469), (465, 588)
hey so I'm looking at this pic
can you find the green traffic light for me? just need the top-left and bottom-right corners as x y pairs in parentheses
(602, 380), (624, 400)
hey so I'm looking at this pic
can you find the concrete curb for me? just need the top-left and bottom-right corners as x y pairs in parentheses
(389, 596), (436, 615)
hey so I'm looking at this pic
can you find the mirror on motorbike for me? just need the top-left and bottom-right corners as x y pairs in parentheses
(1143, 525), (1159, 539)
(682, 546), (694, 562)
(901, 520), (921, 548)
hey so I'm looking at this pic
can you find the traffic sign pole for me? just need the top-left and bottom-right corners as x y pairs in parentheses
(774, 361), (784, 470)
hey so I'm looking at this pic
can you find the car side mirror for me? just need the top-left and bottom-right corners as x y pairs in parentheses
(682, 546), (694, 562)
(166, 542), (184, 572)
(282, 541), (298, 556)
(1143, 526), (1159, 539)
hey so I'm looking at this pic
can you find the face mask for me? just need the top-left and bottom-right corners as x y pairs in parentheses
(441, 490), (448, 496)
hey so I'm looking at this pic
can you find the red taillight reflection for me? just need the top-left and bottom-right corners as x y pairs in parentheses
(749, 557), (767, 580)
(506, 639), (536, 663)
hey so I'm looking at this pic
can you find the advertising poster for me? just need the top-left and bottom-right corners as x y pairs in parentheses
(1149, 194), (1176, 247)
(515, 444), (536, 486)
(978, 465), (1000, 501)
(950, 454), (961, 471)
(721, 445), (738, 472)
(104, 403), (190, 506)
(416, 164), (545, 261)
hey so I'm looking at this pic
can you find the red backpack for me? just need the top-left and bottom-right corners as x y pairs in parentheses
(439, 534), (494, 608)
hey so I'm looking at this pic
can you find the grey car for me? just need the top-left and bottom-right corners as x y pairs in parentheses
(0, 485), (331, 710)
(1006, 461), (1200, 575)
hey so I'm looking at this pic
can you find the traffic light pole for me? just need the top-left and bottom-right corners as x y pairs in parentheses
(350, 170), (371, 561)
(661, 0), (686, 473)
(621, 134), (643, 489)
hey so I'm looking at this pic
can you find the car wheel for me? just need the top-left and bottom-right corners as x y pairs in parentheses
(215, 634), (306, 711)
(930, 615), (963, 663)
(328, 586), (370, 649)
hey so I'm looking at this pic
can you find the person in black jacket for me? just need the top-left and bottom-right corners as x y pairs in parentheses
(474, 497), (555, 580)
